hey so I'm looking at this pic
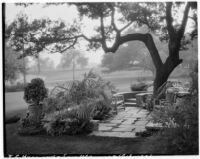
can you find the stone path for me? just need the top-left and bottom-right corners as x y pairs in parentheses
(89, 107), (151, 138)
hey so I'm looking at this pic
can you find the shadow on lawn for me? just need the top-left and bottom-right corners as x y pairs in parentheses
(5, 123), (149, 156)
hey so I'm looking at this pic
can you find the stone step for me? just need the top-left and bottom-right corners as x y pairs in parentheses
(124, 102), (137, 107)
(126, 98), (137, 103)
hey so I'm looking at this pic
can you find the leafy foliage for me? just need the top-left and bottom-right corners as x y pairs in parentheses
(151, 94), (198, 154)
(130, 82), (147, 91)
(189, 61), (198, 94)
(43, 101), (94, 136)
(92, 99), (112, 120)
(49, 70), (115, 105)
(24, 78), (48, 104)
(150, 64), (198, 154)
(42, 70), (116, 136)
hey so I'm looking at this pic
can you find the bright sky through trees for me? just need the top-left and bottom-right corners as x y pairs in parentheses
(6, 3), (104, 66)
(5, 3), (195, 66)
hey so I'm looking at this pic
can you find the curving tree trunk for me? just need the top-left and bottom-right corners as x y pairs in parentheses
(98, 2), (191, 95)
(154, 56), (182, 93)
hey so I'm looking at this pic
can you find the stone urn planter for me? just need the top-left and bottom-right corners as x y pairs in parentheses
(28, 103), (43, 124)
(23, 78), (48, 125)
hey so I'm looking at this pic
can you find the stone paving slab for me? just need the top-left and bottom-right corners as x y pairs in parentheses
(89, 131), (136, 138)
(113, 116), (125, 119)
(134, 120), (149, 126)
(99, 123), (118, 127)
(121, 119), (135, 124)
(118, 124), (134, 127)
(109, 119), (124, 124)
(112, 127), (134, 132)
(98, 126), (113, 131)
(89, 107), (150, 138)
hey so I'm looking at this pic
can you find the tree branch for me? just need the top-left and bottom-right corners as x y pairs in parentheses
(110, 6), (119, 33)
(166, 2), (176, 40)
(177, 2), (191, 40)
(44, 38), (77, 53)
(100, 15), (106, 41)
(101, 33), (163, 69)
(80, 34), (102, 43)
(119, 21), (133, 32)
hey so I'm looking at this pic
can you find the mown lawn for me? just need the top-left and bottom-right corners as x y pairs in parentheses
(6, 123), (151, 156)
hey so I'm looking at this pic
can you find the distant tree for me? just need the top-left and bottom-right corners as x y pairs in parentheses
(5, 45), (24, 82)
(57, 50), (79, 69)
(57, 50), (88, 69)
(6, 13), (51, 83)
(101, 54), (114, 71)
(77, 56), (88, 69)
(30, 56), (55, 72)
(39, 57), (55, 71)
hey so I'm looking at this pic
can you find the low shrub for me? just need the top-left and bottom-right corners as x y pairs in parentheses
(42, 70), (116, 136)
(92, 98), (112, 120)
(43, 103), (94, 136)
(43, 96), (73, 114)
(151, 88), (198, 153)
(18, 114), (45, 136)
(6, 115), (20, 124)
(135, 129), (159, 137)
(148, 62), (198, 154)
(130, 82), (147, 91)
(5, 82), (25, 92)
(46, 70), (116, 120)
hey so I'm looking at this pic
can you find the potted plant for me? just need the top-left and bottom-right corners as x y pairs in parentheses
(24, 78), (48, 124)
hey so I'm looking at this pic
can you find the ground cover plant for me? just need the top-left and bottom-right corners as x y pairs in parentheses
(149, 63), (198, 154)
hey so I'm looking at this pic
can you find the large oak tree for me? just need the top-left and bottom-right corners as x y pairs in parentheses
(6, 2), (197, 94)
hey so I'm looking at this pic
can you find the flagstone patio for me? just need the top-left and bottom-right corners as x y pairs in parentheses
(89, 107), (152, 138)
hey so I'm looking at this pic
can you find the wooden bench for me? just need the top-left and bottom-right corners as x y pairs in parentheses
(111, 94), (125, 111)
(135, 92), (153, 108)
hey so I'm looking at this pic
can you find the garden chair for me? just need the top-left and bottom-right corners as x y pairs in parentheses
(111, 93), (125, 112)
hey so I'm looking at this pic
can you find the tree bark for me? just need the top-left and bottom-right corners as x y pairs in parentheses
(37, 55), (41, 75)
(154, 56), (182, 93)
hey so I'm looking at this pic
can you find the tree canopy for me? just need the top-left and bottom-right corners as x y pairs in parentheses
(6, 2), (197, 92)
